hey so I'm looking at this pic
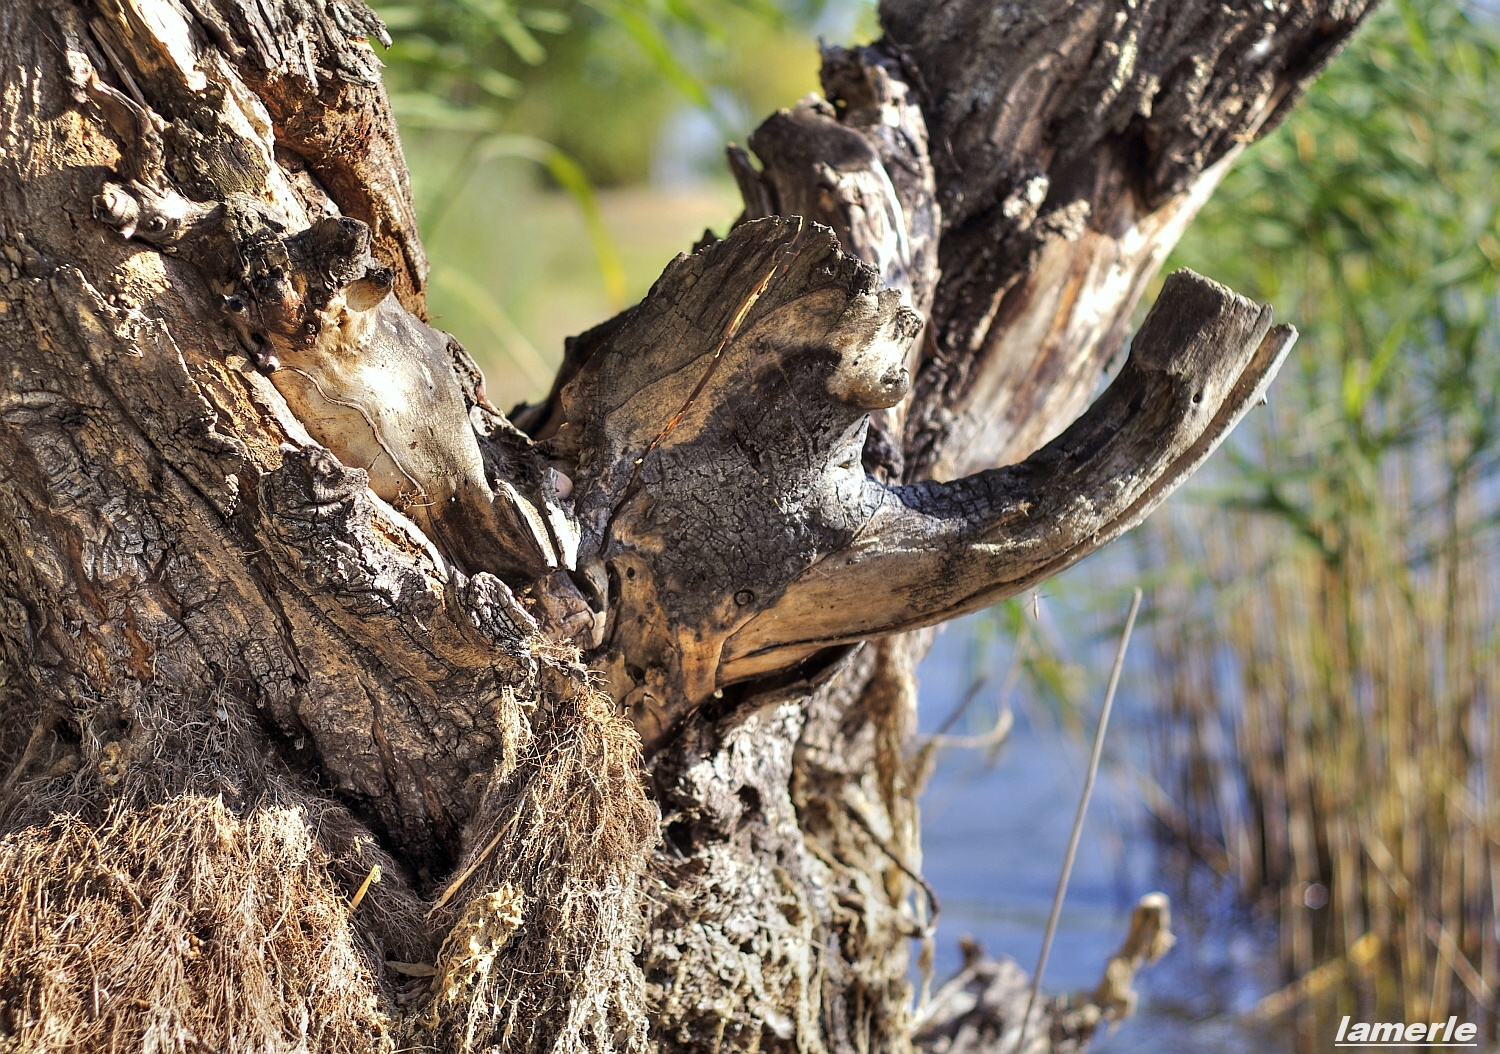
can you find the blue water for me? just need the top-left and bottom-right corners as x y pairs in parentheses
(916, 611), (1286, 1053)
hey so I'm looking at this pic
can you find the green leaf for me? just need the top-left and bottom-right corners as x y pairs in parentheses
(477, 68), (524, 99)
(519, 7), (571, 33)
(581, 0), (716, 113)
(388, 92), (502, 132)
(378, 5), (424, 29)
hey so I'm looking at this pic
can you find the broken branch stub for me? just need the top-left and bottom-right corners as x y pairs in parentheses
(540, 217), (923, 747)
(729, 44), (941, 483)
(721, 271), (1296, 680)
(547, 216), (1293, 750)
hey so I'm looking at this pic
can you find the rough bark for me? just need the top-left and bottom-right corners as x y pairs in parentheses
(0, 0), (1372, 1052)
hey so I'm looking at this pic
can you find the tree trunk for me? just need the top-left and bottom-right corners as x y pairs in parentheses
(0, 1), (1371, 1052)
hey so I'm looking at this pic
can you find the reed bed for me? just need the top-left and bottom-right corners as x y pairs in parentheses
(1140, 483), (1499, 1038)
(1136, 0), (1500, 1042)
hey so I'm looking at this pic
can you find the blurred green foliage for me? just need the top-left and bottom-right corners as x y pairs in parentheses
(1145, 0), (1500, 1024)
(372, 0), (872, 406)
(371, 0), (872, 402)
(373, 0), (863, 186)
(1170, 0), (1500, 546)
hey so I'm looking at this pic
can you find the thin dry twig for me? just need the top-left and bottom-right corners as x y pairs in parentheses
(1014, 588), (1142, 1054)
(349, 863), (382, 912)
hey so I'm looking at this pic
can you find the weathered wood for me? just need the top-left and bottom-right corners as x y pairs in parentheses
(587, 16), (1353, 1051)
(539, 217), (922, 747)
(878, 0), (1375, 479)
(720, 274), (1297, 682)
(0, 0), (1374, 1050)
(539, 212), (1292, 748)
(912, 893), (1176, 1054)
(4, 0), (598, 872)
(730, 44), (939, 484)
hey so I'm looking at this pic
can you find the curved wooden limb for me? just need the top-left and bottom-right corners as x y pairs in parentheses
(722, 270), (1295, 680)
(552, 217), (1290, 748)
(541, 217), (921, 747)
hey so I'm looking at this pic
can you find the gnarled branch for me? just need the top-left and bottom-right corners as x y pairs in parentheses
(546, 214), (1291, 747)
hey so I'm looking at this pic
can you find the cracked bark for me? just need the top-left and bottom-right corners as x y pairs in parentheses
(0, 0), (1373, 1052)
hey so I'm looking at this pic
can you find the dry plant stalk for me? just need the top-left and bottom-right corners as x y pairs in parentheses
(1144, 498), (1499, 1028)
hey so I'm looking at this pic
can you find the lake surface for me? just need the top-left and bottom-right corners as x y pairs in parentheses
(916, 612), (1288, 1053)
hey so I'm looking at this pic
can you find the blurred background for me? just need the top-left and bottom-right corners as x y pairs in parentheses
(377, 0), (874, 409)
(373, 0), (1500, 1049)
